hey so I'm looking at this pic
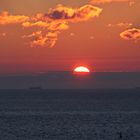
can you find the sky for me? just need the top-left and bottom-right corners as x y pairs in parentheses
(0, 0), (140, 74)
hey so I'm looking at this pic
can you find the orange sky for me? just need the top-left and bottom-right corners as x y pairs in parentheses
(0, 0), (140, 74)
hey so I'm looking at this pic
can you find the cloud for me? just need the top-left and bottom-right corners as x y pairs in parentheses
(0, 4), (102, 48)
(0, 11), (29, 25)
(22, 21), (48, 28)
(90, 0), (134, 5)
(107, 22), (133, 28)
(120, 28), (140, 41)
(22, 21), (69, 48)
(26, 4), (102, 48)
(117, 23), (133, 28)
(22, 20), (70, 48)
(47, 4), (102, 22)
(24, 31), (58, 48)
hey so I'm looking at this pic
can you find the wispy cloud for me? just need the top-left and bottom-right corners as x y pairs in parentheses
(0, 11), (29, 25)
(107, 22), (133, 28)
(0, 4), (102, 48)
(90, 0), (134, 5)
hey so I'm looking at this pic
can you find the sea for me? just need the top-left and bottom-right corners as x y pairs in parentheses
(0, 88), (140, 139)
(0, 72), (140, 139)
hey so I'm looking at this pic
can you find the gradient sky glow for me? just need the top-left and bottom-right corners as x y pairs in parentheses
(0, 0), (140, 74)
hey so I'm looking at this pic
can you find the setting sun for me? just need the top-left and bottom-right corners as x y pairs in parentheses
(74, 66), (90, 73)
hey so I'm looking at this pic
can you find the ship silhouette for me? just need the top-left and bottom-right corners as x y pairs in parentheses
(29, 86), (42, 90)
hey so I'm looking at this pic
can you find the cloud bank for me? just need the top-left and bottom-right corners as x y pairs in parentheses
(0, 4), (102, 48)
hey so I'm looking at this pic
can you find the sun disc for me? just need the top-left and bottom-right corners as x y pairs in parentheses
(74, 66), (90, 73)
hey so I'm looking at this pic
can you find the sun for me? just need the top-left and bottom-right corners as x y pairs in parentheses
(74, 66), (90, 73)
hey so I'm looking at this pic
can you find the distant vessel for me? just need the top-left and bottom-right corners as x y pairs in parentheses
(29, 86), (42, 90)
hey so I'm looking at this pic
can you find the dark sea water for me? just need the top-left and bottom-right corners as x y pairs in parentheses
(0, 89), (140, 139)
(0, 72), (140, 89)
